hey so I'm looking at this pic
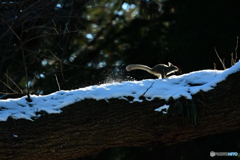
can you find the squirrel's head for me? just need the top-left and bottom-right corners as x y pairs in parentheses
(168, 62), (179, 71)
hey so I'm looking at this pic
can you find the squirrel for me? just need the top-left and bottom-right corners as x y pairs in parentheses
(126, 62), (178, 79)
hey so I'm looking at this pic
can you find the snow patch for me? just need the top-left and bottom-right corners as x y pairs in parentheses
(1, 61), (240, 121)
(155, 104), (169, 114)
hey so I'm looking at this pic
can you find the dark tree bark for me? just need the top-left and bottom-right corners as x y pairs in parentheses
(0, 70), (240, 160)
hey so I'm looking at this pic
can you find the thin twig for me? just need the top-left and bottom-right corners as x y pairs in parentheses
(52, 20), (59, 34)
(52, 20), (57, 29)
(30, 54), (78, 68)
(6, 70), (9, 85)
(20, 20), (31, 101)
(235, 36), (238, 63)
(23, 30), (78, 45)
(5, 16), (31, 101)
(23, 26), (53, 33)
(214, 47), (226, 70)
(0, 79), (17, 93)
(0, 92), (22, 95)
(48, 49), (61, 61)
(55, 74), (61, 91)
(5, 73), (23, 93)
(231, 52), (234, 66)
(4, 20), (21, 41)
(48, 50), (65, 80)
(65, 23), (69, 33)
(141, 81), (154, 97)
(21, 43), (31, 101)
(21, 0), (43, 14)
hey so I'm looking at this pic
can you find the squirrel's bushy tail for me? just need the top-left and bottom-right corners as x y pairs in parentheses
(126, 64), (152, 72)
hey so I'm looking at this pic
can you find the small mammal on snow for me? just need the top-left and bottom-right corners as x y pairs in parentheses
(126, 62), (179, 79)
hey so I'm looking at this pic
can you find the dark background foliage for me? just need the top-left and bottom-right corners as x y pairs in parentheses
(0, 0), (240, 159)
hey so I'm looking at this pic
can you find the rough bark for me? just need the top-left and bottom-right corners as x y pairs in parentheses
(1, 70), (240, 160)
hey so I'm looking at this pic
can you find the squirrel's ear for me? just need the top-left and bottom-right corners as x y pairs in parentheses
(168, 62), (172, 66)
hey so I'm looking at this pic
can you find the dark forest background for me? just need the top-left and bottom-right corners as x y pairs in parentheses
(0, 0), (240, 159)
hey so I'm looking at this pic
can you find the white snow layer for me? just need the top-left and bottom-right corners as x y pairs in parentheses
(155, 104), (170, 114)
(0, 61), (240, 121)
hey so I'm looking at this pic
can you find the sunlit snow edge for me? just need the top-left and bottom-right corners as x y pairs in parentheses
(0, 61), (240, 121)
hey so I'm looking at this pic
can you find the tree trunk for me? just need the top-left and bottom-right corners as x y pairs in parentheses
(1, 70), (240, 160)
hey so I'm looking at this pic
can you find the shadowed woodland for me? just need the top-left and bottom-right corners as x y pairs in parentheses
(1, 0), (240, 159)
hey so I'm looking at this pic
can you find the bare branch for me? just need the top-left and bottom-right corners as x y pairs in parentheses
(48, 50), (61, 61)
(21, 0), (44, 14)
(52, 20), (59, 34)
(141, 81), (154, 97)
(231, 52), (234, 66)
(20, 20), (31, 102)
(23, 26), (54, 33)
(235, 36), (238, 63)
(3, 20), (21, 41)
(48, 50), (65, 80)
(4, 73), (23, 93)
(0, 92), (22, 95)
(22, 30), (78, 46)
(55, 74), (61, 91)
(214, 47), (226, 70)
(0, 79), (17, 93)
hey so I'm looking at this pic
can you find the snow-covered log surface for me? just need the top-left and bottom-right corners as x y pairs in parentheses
(0, 62), (240, 159)
(1, 61), (240, 121)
